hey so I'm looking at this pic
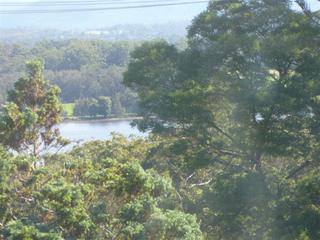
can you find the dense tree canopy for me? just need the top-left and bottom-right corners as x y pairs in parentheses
(124, 0), (320, 239)
(0, 136), (201, 240)
(73, 96), (112, 117)
(126, 0), (320, 170)
(0, 40), (139, 115)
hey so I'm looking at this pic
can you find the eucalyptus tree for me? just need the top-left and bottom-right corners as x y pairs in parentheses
(125, 0), (320, 173)
(124, 0), (320, 238)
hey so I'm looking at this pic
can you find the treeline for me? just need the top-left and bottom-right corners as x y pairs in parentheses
(0, 39), (140, 115)
(73, 96), (112, 117)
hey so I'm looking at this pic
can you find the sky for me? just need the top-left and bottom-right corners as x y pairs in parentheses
(0, 0), (208, 29)
(293, 0), (320, 10)
(0, 0), (319, 29)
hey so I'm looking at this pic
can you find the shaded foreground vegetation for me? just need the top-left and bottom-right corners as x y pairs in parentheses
(1, 135), (320, 239)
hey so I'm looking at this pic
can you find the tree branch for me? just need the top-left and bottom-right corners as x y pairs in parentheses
(190, 178), (213, 188)
(286, 160), (312, 179)
(295, 0), (320, 25)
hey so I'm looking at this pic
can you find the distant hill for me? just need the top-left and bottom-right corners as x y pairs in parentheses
(0, 22), (189, 45)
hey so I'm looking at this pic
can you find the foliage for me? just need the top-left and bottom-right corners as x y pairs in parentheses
(125, 0), (320, 169)
(0, 60), (68, 156)
(2, 221), (62, 240)
(73, 96), (112, 117)
(0, 136), (202, 240)
(124, 0), (320, 239)
(274, 171), (320, 239)
(0, 40), (139, 115)
(97, 96), (112, 117)
(73, 98), (99, 117)
(62, 103), (75, 118)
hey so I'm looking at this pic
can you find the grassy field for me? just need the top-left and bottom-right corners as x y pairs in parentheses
(62, 103), (75, 118)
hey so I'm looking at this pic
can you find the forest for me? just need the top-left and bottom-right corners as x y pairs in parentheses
(1, 0), (320, 239)
(0, 40), (140, 117)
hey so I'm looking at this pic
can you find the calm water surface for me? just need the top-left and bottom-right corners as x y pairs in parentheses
(58, 119), (147, 144)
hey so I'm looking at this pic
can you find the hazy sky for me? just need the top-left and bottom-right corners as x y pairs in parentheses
(0, 0), (208, 29)
(0, 0), (319, 29)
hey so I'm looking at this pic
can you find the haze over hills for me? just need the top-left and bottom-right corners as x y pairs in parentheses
(0, 0), (208, 29)
(0, 22), (190, 45)
(1, 0), (319, 33)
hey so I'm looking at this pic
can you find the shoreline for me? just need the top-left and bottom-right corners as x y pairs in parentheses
(62, 116), (143, 123)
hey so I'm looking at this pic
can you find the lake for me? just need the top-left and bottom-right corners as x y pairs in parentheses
(58, 119), (147, 147)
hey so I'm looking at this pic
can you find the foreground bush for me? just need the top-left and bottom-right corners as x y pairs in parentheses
(0, 137), (201, 240)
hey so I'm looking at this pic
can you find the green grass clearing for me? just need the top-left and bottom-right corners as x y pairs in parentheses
(62, 103), (75, 117)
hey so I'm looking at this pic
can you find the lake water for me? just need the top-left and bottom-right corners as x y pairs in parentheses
(58, 119), (147, 145)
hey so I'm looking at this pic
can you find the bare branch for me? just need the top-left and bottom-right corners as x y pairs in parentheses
(190, 178), (213, 188)
(185, 172), (195, 183)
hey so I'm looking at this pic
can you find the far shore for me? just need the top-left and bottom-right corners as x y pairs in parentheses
(62, 116), (143, 123)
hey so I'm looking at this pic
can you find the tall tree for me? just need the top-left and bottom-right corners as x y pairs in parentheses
(125, 1), (320, 238)
(97, 96), (112, 117)
(0, 60), (67, 157)
(125, 0), (320, 171)
(295, 0), (320, 24)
